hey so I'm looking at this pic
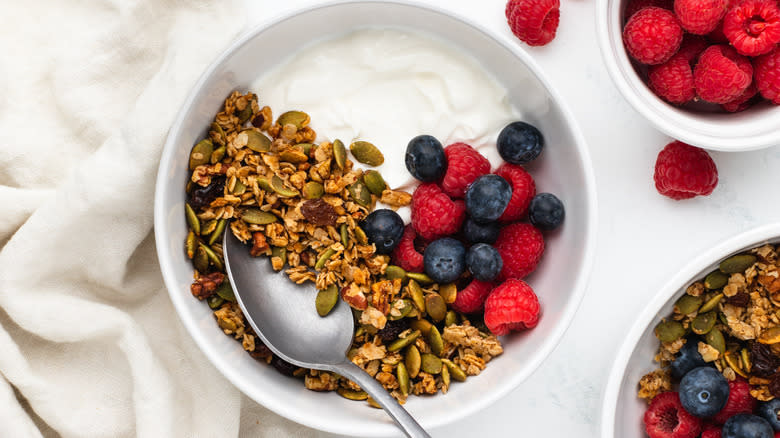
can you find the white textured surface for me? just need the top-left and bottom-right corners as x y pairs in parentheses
(240, 1), (780, 437)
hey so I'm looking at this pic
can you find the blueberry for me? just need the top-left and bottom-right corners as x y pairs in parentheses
(758, 399), (780, 431)
(529, 193), (565, 231)
(405, 135), (447, 182)
(670, 339), (707, 380)
(361, 209), (404, 255)
(465, 175), (512, 223)
(723, 414), (774, 438)
(679, 366), (730, 418)
(463, 217), (501, 244)
(423, 238), (466, 284)
(497, 121), (544, 165)
(466, 243), (503, 282)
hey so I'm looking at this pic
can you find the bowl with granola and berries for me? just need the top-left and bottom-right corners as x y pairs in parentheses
(154, 1), (596, 435)
(603, 223), (780, 438)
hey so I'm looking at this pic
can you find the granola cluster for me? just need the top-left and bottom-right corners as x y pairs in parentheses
(184, 91), (503, 405)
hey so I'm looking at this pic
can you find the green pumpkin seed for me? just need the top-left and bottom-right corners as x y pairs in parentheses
(674, 294), (704, 315)
(337, 387), (368, 401)
(362, 170), (387, 196)
(277, 110), (310, 129)
(441, 362), (450, 388)
(405, 345), (421, 378)
(439, 283), (457, 304)
(366, 397), (381, 409)
(691, 311), (717, 335)
(271, 175), (299, 197)
(207, 295), (225, 309)
(408, 280), (425, 311)
(210, 122), (226, 145)
(420, 353), (442, 374)
(387, 330), (421, 352)
(354, 226), (368, 245)
(316, 284), (339, 317)
(303, 181), (324, 199)
(210, 146), (226, 164)
(704, 270), (729, 290)
(201, 219), (218, 237)
(315, 248), (336, 270)
(300, 143), (316, 156)
(279, 148), (309, 163)
(407, 272), (433, 285)
(706, 328), (726, 353)
(719, 312), (728, 325)
(699, 293), (724, 313)
(719, 254), (757, 274)
(441, 358), (466, 382)
(199, 243), (223, 271)
(427, 325), (444, 356)
(257, 177), (273, 192)
(189, 139), (213, 170)
(741, 347), (752, 372)
(444, 311), (458, 327)
(215, 281), (235, 302)
(409, 319), (433, 336)
(388, 299), (413, 321)
(244, 129), (271, 153)
(271, 246), (287, 263)
(193, 246), (209, 272)
(385, 265), (406, 281)
(241, 208), (278, 225)
(348, 181), (372, 208)
(185, 203), (201, 235)
(349, 141), (384, 166)
(232, 180), (247, 195)
(333, 139), (347, 170)
(758, 326), (780, 344)
(340, 224), (349, 248)
(397, 361), (410, 396)
(236, 105), (253, 123)
(724, 350), (747, 378)
(426, 294), (447, 322)
(186, 230), (196, 259)
(654, 320), (686, 343)
(208, 219), (228, 245)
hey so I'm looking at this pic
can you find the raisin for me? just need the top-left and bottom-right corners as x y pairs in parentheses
(726, 292), (750, 307)
(770, 373), (780, 398)
(751, 341), (780, 378)
(249, 340), (273, 361)
(189, 176), (226, 209)
(300, 199), (338, 227)
(376, 319), (410, 342)
(271, 355), (298, 376)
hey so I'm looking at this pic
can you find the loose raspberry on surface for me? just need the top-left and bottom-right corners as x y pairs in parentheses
(440, 143), (491, 199)
(721, 82), (759, 112)
(754, 46), (780, 104)
(505, 0), (560, 46)
(722, 0), (780, 57)
(623, 7), (684, 65)
(648, 54), (696, 104)
(451, 279), (495, 314)
(391, 225), (424, 273)
(712, 378), (756, 425)
(483, 279), (540, 335)
(654, 141), (718, 200)
(694, 45), (753, 104)
(674, 0), (728, 35)
(494, 163), (536, 222)
(494, 223), (545, 280)
(643, 391), (702, 438)
(410, 183), (466, 241)
(624, 0), (673, 21)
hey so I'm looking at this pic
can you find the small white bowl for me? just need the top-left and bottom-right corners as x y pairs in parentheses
(602, 223), (780, 437)
(596, 0), (780, 151)
(154, 1), (597, 435)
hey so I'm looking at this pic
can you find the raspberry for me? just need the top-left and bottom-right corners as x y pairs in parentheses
(712, 378), (756, 425)
(723, 0), (780, 56)
(494, 223), (545, 280)
(694, 45), (753, 104)
(391, 225), (424, 273)
(643, 392), (702, 438)
(648, 54), (696, 104)
(654, 141), (718, 200)
(721, 82), (758, 112)
(505, 0), (560, 46)
(623, 8), (684, 65)
(494, 163), (536, 222)
(410, 183), (466, 241)
(755, 45), (780, 104)
(483, 279), (540, 335)
(677, 34), (709, 63)
(451, 279), (495, 314)
(440, 143), (491, 199)
(700, 425), (722, 438)
(675, 0), (728, 35)
(625, 0), (673, 21)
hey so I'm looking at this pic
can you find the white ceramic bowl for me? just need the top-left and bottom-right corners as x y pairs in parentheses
(596, 0), (780, 151)
(602, 223), (780, 437)
(154, 1), (597, 435)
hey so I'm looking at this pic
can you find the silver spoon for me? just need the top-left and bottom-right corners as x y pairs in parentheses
(223, 231), (430, 438)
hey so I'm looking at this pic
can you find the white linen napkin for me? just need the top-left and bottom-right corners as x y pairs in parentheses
(0, 1), (318, 436)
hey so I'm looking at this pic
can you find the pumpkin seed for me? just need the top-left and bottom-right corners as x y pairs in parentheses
(300, 143), (316, 156)
(441, 358), (467, 382)
(277, 110), (310, 129)
(409, 319), (433, 336)
(271, 246), (287, 263)
(354, 326), (365, 338)
(425, 294), (447, 322)
(333, 139), (347, 170)
(407, 272), (433, 285)
(724, 350), (747, 378)
(366, 397), (381, 409)
(230, 180), (246, 195)
(210, 122), (226, 145)
(675, 294), (704, 315)
(441, 362), (450, 388)
(354, 226), (368, 245)
(362, 170), (387, 196)
(208, 219), (227, 245)
(270, 175), (299, 197)
(719, 312), (728, 325)
(337, 387), (368, 401)
(257, 177), (273, 192)
(444, 311), (458, 327)
(387, 330), (421, 352)
(408, 280), (425, 311)
(420, 353), (442, 374)
(215, 281), (235, 302)
(759, 326), (780, 344)
(654, 320), (686, 343)
(699, 293), (724, 313)
(207, 295), (225, 309)
(315, 248), (336, 270)
(201, 219), (218, 237)
(741, 347), (752, 372)
(439, 283), (457, 304)
(348, 181), (372, 208)
(397, 361), (410, 396)
(185, 203), (201, 235)
(186, 230), (196, 259)
(236, 105), (252, 123)
(405, 345), (421, 378)
(691, 312), (717, 335)
(349, 141), (384, 166)
(706, 328), (726, 353)
(193, 246), (209, 272)
(316, 284), (339, 317)
(339, 224), (349, 249)
(385, 265), (406, 281)
(241, 208), (278, 225)
(210, 146), (226, 164)
(719, 254), (757, 274)
(303, 181), (324, 199)
(244, 129), (271, 152)
(427, 325), (444, 356)
(279, 148), (308, 163)
(189, 139), (213, 170)
(704, 270), (729, 290)
(199, 243), (223, 271)
(388, 299), (413, 321)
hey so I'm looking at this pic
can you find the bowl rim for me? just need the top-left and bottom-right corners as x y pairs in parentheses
(595, 0), (780, 152)
(600, 222), (780, 437)
(154, 0), (598, 434)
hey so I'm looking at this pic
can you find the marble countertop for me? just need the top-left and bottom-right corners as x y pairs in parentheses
(242, 1), (780, 436)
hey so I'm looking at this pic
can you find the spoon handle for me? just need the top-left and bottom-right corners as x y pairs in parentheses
(335, 361), (431, 438)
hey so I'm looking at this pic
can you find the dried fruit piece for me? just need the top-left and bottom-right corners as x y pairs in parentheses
(301, 199), (339, 227)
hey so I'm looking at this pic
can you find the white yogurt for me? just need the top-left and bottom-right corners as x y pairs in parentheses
(252, 27), (520, 221)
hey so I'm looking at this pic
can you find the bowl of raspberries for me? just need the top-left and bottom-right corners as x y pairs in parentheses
(597, 0), (780, 151)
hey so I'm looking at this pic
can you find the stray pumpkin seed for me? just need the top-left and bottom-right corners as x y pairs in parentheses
(193, 246), (209, 272)
(724, 350), (747, 378)
(354, 226), (368, 245)
(654, 320), (686, 343)
(425, 294), (447, 322)
(444, 311), (458, 327)
(316, 284), (339, 317)
(337, 387), (368, 401)
(427, 325), (444, 356)
(387, 330), (420, 352)
(441, 362), (450, 388)
(758, 326), (780, 344)
(303, 181), (324, 199)
(675, 294), (704, 315)
(741, 347), (752, 372)
(348, 181), (372, 208)
(271, 175), (299, 197)
(362, 170), (387, 196)
(210, 146), (226, 164)
(439, 283), (457, 304)
(279, 148), (309, 163)
(241, 208), (278, 225)
(704, 270), (729, 290)
(244, 129), (271, 152)
(215, 281), (235, 302)
(385, 265), (406, 281)
(706, 328), (726, 353)
(257, 177), (273, 192)
(207, 295), (224, 309)
(699, 293), (724, 313)
(186, 230), (196, 259)
(408, 280), (425, 311)
(691, 312), (717, 335)
(208, 219), (228, 245)
(189, 139), (213, 170)
(277, 110), (310, 129)
(349, 141), (384, 166)
(405, 345), (421, 378)
(409, 319), (433, 336)
(441, 358), (466, 382)
(185, 203), (201, 235)
(719, 254), (757, 274)
(199, 242), (223, 271)
(420, 353), (442, 374)
(333, 139), (347, 170)
(397, 361), (410, 396)
(315, 248), (336, 270)
(407, 272), (433, 285)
